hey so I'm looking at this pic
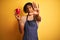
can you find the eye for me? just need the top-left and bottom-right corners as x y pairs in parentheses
(30, 6), (32, 8)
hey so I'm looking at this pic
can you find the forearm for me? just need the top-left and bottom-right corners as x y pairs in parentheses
(18, 20), (24, 33)
(15, 13), (24, 34)
(34, 15), (41, 22)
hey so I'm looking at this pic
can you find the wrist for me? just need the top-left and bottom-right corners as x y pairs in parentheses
(17, 19), (21, 22)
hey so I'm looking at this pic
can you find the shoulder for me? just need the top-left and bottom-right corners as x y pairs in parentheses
(21, 16), (27, 24)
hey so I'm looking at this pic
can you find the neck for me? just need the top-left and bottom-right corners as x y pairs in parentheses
(28, 14), (33, 16)
(27, 15), (34, 21)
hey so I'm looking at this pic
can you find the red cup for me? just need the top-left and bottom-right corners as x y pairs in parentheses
(16, 8), (20, 14)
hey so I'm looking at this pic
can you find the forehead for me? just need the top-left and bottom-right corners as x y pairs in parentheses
(27, 5), (32, 8)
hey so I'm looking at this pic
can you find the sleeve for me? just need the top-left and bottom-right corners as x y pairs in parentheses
(20, 16), (26, 24)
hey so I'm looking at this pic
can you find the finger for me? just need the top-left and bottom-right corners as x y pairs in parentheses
(14, 13), (18, 17)
(16, 15), (19, 18)
(38, 4), (39, 8)
(14, 13), (17, 17)
(14, 13), (17, 18)
(32, 2), (37, 8)
(32, 2), (36, 5)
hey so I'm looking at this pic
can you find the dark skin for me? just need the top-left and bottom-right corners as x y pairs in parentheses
(15, 2), (41, 34)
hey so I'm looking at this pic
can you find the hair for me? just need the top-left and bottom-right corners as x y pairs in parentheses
(23, 2), (33, 13)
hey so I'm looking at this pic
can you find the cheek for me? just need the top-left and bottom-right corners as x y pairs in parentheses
(29, 8), (33, 11)
(31, 8), (33, 10)
(29, 9), (31, 11)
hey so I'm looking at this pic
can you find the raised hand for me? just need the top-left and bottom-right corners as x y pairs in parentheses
(32, 2), (40, 15)
(14, 13), (21, 21)
(32, 2), (37, 8)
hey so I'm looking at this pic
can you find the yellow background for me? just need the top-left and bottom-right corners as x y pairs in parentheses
(0, 0), (60, 40)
